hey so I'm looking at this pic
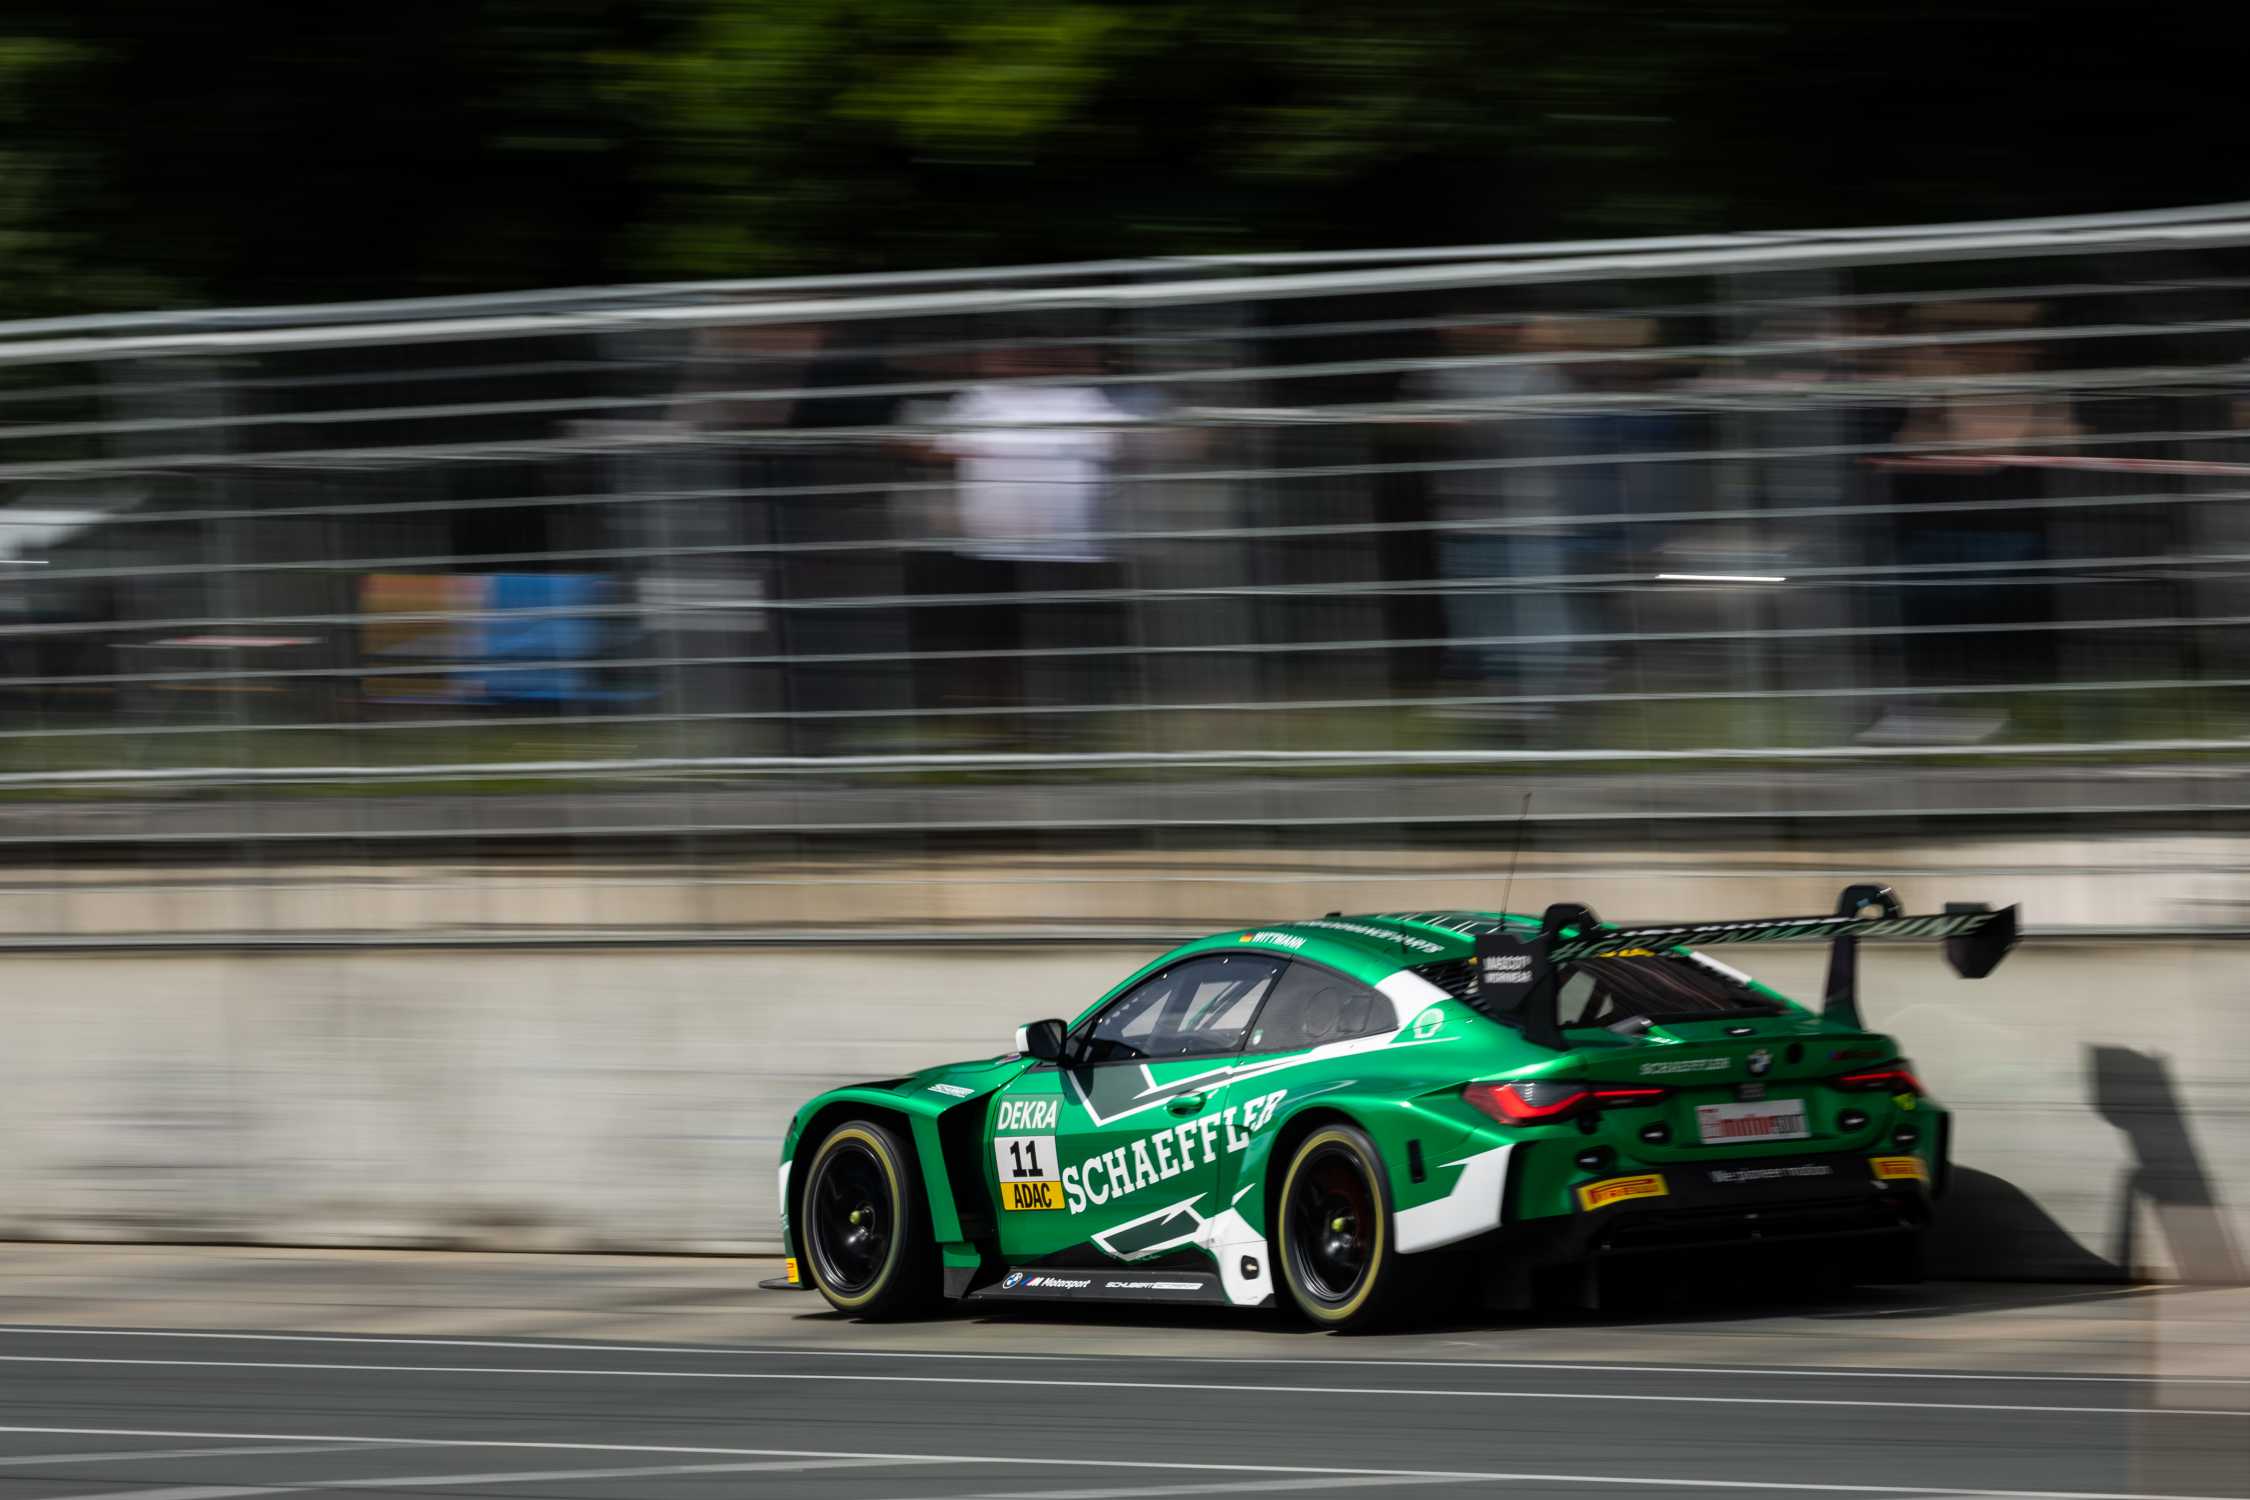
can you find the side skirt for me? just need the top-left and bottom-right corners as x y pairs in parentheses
(966, 1267), (1260, 1308)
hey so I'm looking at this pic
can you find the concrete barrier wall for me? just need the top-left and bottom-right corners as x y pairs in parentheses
(1, 942), (2243, 1281)
(4, 835), (2248, 943)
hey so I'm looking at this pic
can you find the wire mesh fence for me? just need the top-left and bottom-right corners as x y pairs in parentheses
(6, 206), (2250, 940)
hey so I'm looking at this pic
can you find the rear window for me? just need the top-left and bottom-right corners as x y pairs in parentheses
(1556, 953), (1778, 1026)
(1413, 949), (1778, 1028)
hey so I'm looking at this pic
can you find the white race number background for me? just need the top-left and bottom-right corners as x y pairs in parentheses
(995, 1134), (1061, 1184)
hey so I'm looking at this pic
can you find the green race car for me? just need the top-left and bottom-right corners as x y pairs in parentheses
(775, 885), (2016, 1328)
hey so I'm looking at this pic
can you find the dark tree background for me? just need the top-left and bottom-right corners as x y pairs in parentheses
(0, 1), (2240, 317)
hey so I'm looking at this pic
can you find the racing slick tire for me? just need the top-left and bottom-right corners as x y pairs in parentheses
(1274, 1123), (1410, 1331)
(800, 1119), (939, 1320)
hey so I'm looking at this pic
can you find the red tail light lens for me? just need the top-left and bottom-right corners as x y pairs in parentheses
(1465, 1080), (1669, 1126)
(1466, 1080), (1585, 1124)
(1592, 1086), (1669, 1107)
(1836, 1064), (1924, 1095)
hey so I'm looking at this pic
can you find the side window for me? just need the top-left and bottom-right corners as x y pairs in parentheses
(1245, 962), (1397, 1054)
(1076, 955), (1282, 1064)
(1554, 966), (1607, 1028)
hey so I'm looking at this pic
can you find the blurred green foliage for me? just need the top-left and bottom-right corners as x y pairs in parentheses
(0, 1), (2238, 316)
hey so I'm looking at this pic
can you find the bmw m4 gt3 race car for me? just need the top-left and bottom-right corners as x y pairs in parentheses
(775, 885), (2016, 1329)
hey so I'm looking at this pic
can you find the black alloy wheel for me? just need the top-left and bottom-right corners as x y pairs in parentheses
(1274, 1123), (1404, 1329)
(1289, 1144), (1376, 1302)
(808, 1136), (892, 1296)
(798, 1119), (936, 1318)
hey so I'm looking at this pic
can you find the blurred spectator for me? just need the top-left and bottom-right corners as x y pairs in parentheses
(665, 317), (905, 755)
(1413, 315), (1570, 721)
(1860, 301), (2077, 745)
(1413, 314), (1665, 734)
(915, 335), (1138, 743)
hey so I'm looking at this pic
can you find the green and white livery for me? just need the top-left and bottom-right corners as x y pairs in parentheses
(776, 885), (2016, 1328)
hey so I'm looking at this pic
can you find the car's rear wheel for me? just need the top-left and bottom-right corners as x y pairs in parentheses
(1275, 1123), (1408, 1331)
(801, 1119), (937, 1319)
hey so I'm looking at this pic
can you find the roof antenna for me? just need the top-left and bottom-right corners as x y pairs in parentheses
(1499, 792), (1533, 919)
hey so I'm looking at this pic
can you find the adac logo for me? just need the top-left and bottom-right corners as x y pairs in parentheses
(1747, 1048), (1773, 1077)
(1001, 1271), (1024, 1289)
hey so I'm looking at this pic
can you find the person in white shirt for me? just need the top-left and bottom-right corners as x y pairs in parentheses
(942, 378), (1131, 564)
(920, 339), (1137, 737)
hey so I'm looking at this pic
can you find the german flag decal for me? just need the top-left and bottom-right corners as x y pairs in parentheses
(1576, 1174), (1668, 1211)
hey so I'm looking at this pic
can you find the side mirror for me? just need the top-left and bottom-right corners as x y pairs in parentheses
(1014, 1018), (1067, 1062)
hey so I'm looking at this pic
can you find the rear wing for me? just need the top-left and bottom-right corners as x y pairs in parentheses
(1471, 883), (2019, 1049)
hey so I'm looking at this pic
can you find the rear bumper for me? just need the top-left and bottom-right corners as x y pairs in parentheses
(1582, 1189), (1928, 1257)
(1493, 1149), (1934, 1268)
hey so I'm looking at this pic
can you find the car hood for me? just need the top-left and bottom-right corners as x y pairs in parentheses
(897, 1051), (1037, 1104)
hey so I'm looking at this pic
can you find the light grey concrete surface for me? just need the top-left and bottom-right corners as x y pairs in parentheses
(0, 938), (2243, 1281)
(6, 1242), (2246, 1378)
(2, 1251), (2244, 1500)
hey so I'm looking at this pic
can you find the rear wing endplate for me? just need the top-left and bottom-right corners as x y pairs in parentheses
(1470, 883), (2019, 1049)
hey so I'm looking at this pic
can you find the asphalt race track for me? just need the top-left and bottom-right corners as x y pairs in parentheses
(0, 1247), (2245, 1500)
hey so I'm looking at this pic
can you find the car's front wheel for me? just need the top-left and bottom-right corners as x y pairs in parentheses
(800, 1119), (937, 1319)
(1274, 1123), (1408, 1331)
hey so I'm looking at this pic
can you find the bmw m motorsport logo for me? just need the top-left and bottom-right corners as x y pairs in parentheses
(1001, 1271), (1024, 1289)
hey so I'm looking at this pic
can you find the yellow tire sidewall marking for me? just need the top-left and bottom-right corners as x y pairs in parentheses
(808, 1125), (906, 1310)
(1279, 1126), (1386, 1324)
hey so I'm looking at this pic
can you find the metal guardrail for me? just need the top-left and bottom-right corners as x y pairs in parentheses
(3, 201), (2249, 935)
(11, 197), (2246, 343)
(1, 926), (2237, 955)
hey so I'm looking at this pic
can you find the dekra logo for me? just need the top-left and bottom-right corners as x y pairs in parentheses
(996, 1098), (1060, 1131)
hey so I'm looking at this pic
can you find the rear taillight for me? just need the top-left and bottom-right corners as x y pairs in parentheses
(1835, 1063), (1924, 1096)
(1465, 1079), (1668, 1126)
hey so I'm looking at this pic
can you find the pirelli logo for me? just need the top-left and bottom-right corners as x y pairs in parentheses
(1869, 1155), (1928, 1183)
(1577, 1174), (1668, 1212)
(1002, 1179), (1065, 1211)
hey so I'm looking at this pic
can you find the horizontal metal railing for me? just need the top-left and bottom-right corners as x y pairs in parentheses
(1, 201), (2247, 943)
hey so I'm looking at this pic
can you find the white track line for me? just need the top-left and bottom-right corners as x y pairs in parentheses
(869, 1481), (1458, 1500)
(2, 1324), (2239, 1386)
(79, 1473), (1431, 1500)
(0, 1353), (2239, 1418)
(64, 1455), (931, 1500)
(0, 1424), (2240, 1500)
(0, 1444), (378, 1469)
